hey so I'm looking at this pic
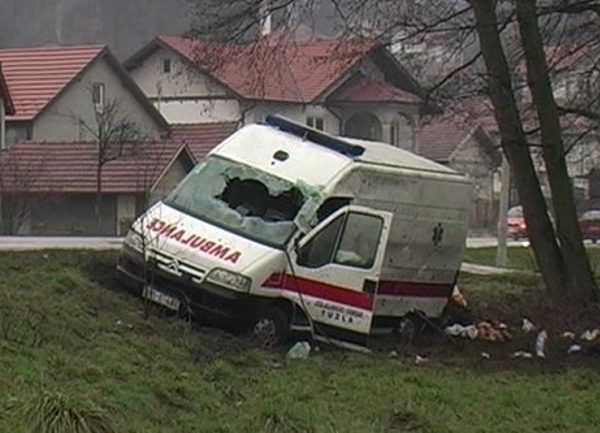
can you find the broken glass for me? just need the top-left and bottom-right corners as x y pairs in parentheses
(164, 156), (308, 247)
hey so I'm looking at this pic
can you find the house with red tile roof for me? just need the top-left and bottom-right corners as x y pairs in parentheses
(170, 122), (238, 161)
(0, 62), (15, 150)
(0, 139), (196, 235)
(418, 118), (501, 228)
(0, 120), (239, 235)
(0, 44), (186, 235)
(124, 33), (433, 151)
(0, 44), (171, 148)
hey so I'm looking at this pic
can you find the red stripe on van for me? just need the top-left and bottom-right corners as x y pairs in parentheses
(263, 274), (453, 310)
(280, 275), (374, 310)
(378, 281), (453, 298)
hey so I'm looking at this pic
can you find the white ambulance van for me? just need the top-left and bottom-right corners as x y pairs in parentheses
(117, 115), (472, 350)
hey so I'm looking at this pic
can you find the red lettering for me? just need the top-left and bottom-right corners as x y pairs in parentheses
(170, 230), (185, 242)
(225, 252), (241, 264)
(159, 225), (177, 237)
(182, 234), (196, 245)
(200, 241), (215, 252)
(149, 219), (243, 263)
(210, 244), (230, 259)
(190, 237), (205, 248)
(148, 219), (164, 231)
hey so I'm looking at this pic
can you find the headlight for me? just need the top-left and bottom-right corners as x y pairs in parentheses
(207, 268), (251, 292)
(124, 229), (144, 252)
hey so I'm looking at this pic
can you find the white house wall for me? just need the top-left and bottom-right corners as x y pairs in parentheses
(34, 57), (164, 142)
(154, 99), (241, 124)
(246, 103), (341, 135)
(339, 104), (419, 151)
(129, 47), (230, 99)
(129, 46), (243, 123)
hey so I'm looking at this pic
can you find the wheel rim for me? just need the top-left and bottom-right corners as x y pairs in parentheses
(253, 318), (277, 347)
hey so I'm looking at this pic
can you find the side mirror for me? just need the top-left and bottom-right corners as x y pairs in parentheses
(293, 236), (301, 253)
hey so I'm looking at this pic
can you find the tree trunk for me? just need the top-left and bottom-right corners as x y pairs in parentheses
(96, 163), (102, 234)
(471, 0), (567, 298)
(516, 0), (598, 303)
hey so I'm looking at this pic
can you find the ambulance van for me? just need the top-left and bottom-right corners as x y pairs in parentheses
(117, 115), (472, 350)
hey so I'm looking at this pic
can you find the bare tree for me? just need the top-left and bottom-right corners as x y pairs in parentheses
(0, 149), (46, 234)
(77, 94), (143, 234)
(185, 0), (600, 302)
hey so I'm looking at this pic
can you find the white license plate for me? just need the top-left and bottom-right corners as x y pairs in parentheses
(142, 286), (181, 311)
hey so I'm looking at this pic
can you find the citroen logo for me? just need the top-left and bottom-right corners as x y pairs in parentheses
(166, 258), (181, 275)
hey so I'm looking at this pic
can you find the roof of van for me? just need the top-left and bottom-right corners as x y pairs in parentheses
(340, 136), (459, 175)
(257, 115), (462, 176)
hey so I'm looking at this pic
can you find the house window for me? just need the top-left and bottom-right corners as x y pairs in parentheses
(162, 58), (171, 73)
(92, 82), (105, 112)
(389, 122), (398, 146)
(307, 116), (325, 131)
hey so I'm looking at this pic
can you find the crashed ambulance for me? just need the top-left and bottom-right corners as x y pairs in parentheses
(117, 115), (472, 350)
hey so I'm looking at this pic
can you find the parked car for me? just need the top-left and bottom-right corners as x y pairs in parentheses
(507, 206), (527, 240)
(579, 210), (600, 243)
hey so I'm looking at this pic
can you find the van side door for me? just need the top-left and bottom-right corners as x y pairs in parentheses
(288, 205), (392, 349)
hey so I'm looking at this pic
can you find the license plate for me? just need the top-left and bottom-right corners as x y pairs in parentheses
(142, 286), (181, 311)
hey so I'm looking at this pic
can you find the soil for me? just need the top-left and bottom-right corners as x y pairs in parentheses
(385, 288), (600, 373)
(89, 261), (600, 372)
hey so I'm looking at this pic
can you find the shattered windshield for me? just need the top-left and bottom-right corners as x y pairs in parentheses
(164, 156), (306, 247)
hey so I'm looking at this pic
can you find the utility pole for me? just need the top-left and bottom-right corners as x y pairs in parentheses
(496, 154), (510, 267)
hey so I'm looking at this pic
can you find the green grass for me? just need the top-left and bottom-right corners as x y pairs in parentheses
(1, 250), (600, 432)
(465, 246), (600, 274)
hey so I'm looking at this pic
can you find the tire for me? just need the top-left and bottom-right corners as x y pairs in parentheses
(251, 305), (290, 348)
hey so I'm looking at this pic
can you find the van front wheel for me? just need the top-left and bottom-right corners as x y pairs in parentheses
(251, 305), (290, 348)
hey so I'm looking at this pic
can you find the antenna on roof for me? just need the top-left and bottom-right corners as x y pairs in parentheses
(265, 115), (365, 158)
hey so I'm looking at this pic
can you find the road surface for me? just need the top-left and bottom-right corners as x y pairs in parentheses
(0, 235), (529, 251)
(0, 235), (524, 275)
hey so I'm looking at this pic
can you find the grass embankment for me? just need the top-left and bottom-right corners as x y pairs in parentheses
(0, 250), (599, 432)
(464, 246), (600, 274)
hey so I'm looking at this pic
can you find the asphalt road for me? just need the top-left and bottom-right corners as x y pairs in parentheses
(0, 236), (525, 275)
(0, 236), (124, 251)
(0, 235), (527, 251)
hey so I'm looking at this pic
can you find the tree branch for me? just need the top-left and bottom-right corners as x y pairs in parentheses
(558, 105), (600, 121)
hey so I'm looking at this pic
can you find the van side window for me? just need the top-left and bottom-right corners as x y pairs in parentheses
(297, 211), (384, 269)
(334, 213), (383, 268)
(297, 215), (344, 268)
(316, 197), (351, 222)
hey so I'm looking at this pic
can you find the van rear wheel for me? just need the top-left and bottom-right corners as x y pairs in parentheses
(251, 305), (290, 348)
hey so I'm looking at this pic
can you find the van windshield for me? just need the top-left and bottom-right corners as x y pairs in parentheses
(164, 156), (306, 247)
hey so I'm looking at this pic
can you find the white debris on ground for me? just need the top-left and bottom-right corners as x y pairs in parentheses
(286, 341), (311, 359)
(534, 330), (548, 358)
(440, 286), (600, 360)
(580, 329), (600, 341)
(521, 318), (535, 333)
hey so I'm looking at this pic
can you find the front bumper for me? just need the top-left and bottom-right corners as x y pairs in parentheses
(116, 245), (256, 322)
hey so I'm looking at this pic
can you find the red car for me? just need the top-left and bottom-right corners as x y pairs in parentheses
(579, 210), (600, 243)
(507, 206), (527, 240)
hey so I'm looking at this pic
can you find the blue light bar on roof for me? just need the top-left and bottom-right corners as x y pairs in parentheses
(265, 114), (365, 158)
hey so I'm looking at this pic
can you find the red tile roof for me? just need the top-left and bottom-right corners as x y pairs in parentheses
(328, 74), (422, 104)
(0, 63), (15, 115)
(0, 45), (105, 121)
(0, 140), (193, 193)
(136, 36), (381, 103)
(170, 122), (239, 160)
(418, 121), (472, 162)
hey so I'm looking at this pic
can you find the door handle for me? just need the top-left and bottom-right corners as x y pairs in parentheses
(362, 279), (377, 295)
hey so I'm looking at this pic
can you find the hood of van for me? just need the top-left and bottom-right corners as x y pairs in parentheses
(133, 202), (278, 273)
